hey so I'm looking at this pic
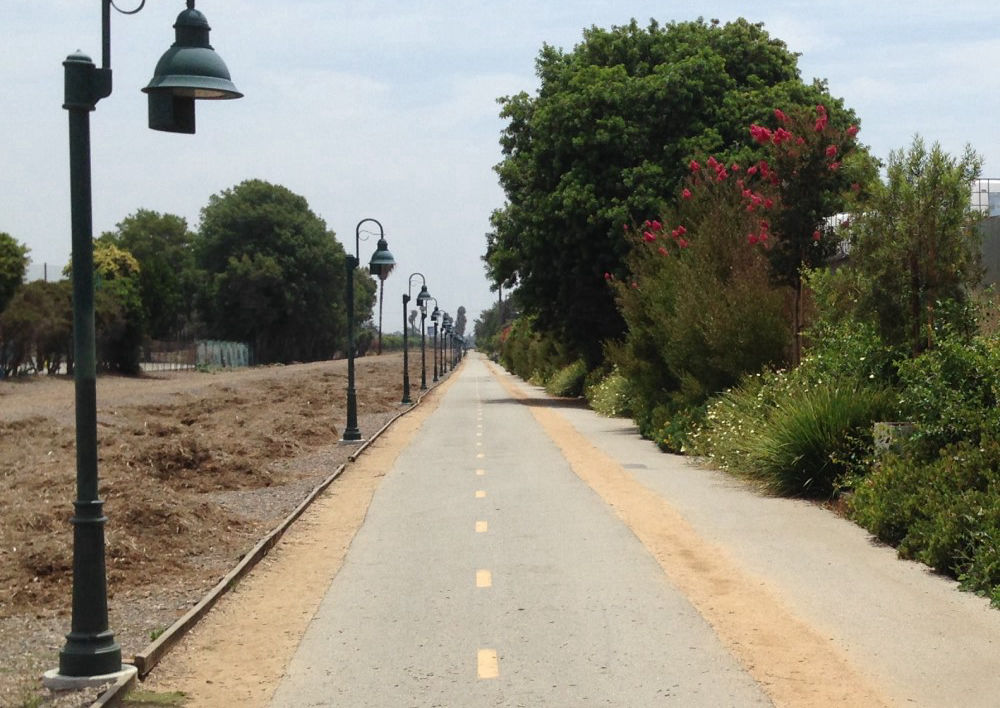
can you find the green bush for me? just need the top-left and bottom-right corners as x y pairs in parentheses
(850, 438), (1000, 605)
(652, 405), (706, 454)
(896, 332), (1000, 451)
(546, 359), (587, 397)
(744, 383), (895, 497)
(586, 368), (634, 418)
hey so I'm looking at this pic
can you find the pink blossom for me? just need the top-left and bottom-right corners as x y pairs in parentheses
(816, 104), (827, 115)
(825, 145), (838, 158)
(828, 161), (841, 171)
(773, 127), (793, 145)
(658, 246), (669, 256)
(689, 159), (701, 172)
(731, 163), (742, 172)
(651, 220), (662, 232)
(681, 188), (693, 200)
(747, 165), (758, 176)
(763, 198), (774, 209)
(847, 124), (859, 137)
(643, 231), (656, 242)
(812, 230), (821, 242)
(747, 234), (759, 245)
(750, 124), (773, 144)
(774, 108), (788, 123)
(707, 156), (721, 171)
(814, 115), (828, 132)
(604, 272), (612, 280)
(716, 169), (729, 181)
(677, 238), (689, 249)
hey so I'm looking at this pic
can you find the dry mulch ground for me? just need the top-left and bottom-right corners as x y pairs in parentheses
(0, 353), (424, 707)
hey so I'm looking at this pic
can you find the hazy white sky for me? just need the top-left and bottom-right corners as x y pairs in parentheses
(5, 1), (1000, 323)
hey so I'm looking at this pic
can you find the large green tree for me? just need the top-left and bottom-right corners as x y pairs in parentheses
(195, 179), (367, 364)
(0, 232), (29, 315)
(98, 209), (197, 339)
(486, 17), (857, 361)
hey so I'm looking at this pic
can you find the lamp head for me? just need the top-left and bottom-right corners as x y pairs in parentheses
(143, 5), (242, 133)
(369, 237), (396, 279)
(416, 284), (431, 313)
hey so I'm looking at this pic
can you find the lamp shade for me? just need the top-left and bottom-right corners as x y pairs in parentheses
(144, 8), (242, 100)
(416, 284), (431, 311)
(369, 237), (396, 279)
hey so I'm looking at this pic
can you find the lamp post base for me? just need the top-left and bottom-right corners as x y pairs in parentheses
(43, 664), (137, 692)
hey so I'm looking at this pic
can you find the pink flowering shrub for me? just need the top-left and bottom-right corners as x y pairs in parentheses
(611, 160), (792, 431)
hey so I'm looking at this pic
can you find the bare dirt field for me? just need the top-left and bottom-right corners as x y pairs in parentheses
(0, 352), (425, 707)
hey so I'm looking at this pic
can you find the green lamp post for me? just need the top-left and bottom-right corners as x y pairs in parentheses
(417, 284), (431, 390)
(49, 0), (241, 686)
(401, 273), (430, 405)
(343, 219), (395, 442)
(442, 313), (453, 374)
(428, 299), (440, 382)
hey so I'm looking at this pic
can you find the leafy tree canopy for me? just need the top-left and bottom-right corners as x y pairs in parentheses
(195, 179), (361, 364)
(486, 17), (859, 361)
(98, 209), (196, 339)
(0, 232), (30, 315)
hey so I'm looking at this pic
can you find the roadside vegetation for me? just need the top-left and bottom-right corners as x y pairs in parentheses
(475, 18), (1000, 606)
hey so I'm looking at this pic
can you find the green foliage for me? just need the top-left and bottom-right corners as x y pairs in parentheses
(98, 209), (197, 339)
(499, 315), (570, 383)
(195, 179), (356, 364)
(652, 405), (706, 454)
(850, 438), (1000, 605)
(848, 137), (983, 355)
(0, 280), (72, 376)
(0, 231), (29, 314)
(487, 17), (858, 362)
(93, 242), (145, 374)
(743, 383), (894, 497)
(896, 332), (1000, 451)
(586, 367), (634, 418)
(545, 359), (587, 397)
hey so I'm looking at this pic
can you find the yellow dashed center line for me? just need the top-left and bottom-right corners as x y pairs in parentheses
(476, 453), (485, 459)
(476, 569), (492, 588)
(476, 468), (486, 476)
(477, 649), (499, 679)
(475, 520), (488, 533)
(475, 490), (486, 499)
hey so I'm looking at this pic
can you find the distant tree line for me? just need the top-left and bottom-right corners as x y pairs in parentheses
(0, 179), (378, 375)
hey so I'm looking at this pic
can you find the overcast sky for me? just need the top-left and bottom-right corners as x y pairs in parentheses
(5, 1), (1000, 324)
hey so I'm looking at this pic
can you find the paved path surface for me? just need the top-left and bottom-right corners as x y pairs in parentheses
(269, 353), (1000, 707)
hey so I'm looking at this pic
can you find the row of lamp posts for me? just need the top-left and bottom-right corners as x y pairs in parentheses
(341, 221), (465, 443)
(49, 0), (465, 688)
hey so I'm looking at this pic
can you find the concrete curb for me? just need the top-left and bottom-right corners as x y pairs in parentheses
(91, 373), (451, 705)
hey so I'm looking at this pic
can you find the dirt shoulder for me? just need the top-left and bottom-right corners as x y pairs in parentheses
(0, 353), (425, 707)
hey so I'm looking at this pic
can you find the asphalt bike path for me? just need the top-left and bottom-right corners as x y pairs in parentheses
(270, 353), (1000, 707)
(270, 354), (768, 706)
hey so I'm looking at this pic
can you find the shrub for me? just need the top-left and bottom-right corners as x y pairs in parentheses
(546, 359), (587, 397)
(850, 438), (1000, 605)
(586, 368), (634, 418)
(743, 383), (895, 497)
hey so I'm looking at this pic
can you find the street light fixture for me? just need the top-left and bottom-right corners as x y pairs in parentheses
(49, 0), (241, 686)
(442, 313), (453, 374)
(428, 299), (440, 382)
(401, 273), (430, 405)
(343, 219), (395, 441)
